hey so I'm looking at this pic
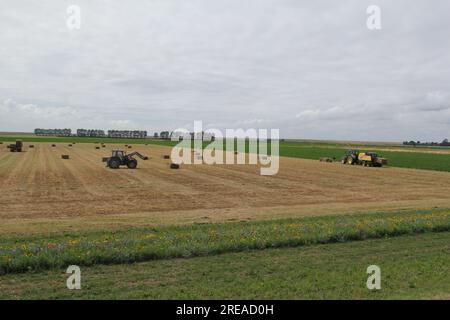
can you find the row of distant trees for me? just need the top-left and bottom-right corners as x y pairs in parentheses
(403, 139), (449, 146)
(35, 128), (147, 139)
(35, 128), (72, 136)
(35, 128), (217, 141)
(155, 131), (170, 139)
(77, 129), (105, 137)
(107, 130), (147, 139)
(154, 131), (215, 141)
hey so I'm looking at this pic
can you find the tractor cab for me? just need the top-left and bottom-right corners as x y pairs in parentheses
(342, 149), (360, 165)
(346, 149), (359, 156)
(112, 149), (125, 159)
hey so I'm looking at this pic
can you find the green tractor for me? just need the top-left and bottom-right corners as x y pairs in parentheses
(103, 149), (148, 169)
(341, 149), (359, 165)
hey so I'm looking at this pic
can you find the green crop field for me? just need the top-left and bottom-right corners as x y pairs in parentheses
(2, 135), (450, 172)
(279, 144), (450, 172)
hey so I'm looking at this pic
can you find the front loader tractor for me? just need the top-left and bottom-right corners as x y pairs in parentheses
(103, 149), (148, 169)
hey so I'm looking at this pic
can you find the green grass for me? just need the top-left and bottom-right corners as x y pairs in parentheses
(2, 135), (450, 172)
(1, 209), (449, 275)
(279, 144), (450, 172)
(1, 231), (449, 299)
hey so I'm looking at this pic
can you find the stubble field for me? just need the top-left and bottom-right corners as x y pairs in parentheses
(2, 142), (450, 232)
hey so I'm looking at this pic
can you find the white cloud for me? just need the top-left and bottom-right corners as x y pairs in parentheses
(1, 99), (77, 119)
(108, 120), (137, 129)
(0, 99), (141, 132)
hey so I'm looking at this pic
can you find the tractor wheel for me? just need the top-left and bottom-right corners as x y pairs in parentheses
(127, 160), (137, 169)
(108, 159), (120, 169)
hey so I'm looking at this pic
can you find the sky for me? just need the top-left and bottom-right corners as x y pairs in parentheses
(0, 0), (449, 141)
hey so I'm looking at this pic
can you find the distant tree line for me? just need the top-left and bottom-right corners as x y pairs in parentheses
(35, 128), (72, 136)
(156, 131), (215, 141)
(35, 128), (217, 141)
(107, 130), (147, 138)
(403, 139), (449, 146)
(35, 128), (147, 139)
(77, 129), (105, 137)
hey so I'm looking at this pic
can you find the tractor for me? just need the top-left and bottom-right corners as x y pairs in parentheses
(341, 150), (359, 165)
(103, 149), (148, 169)
(341, 150), (387, 167)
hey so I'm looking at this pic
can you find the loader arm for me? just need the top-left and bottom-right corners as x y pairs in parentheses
(127, 151), (149, 160)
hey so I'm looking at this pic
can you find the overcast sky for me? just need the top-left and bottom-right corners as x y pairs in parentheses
(1, 0), (449, 141)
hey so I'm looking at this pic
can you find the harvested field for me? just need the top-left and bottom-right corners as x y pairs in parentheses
(1, 142), (450, 232)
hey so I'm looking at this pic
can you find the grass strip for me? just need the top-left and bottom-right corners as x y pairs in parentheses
(1, 210), (449, 274)
(2, 232), (449, 299)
